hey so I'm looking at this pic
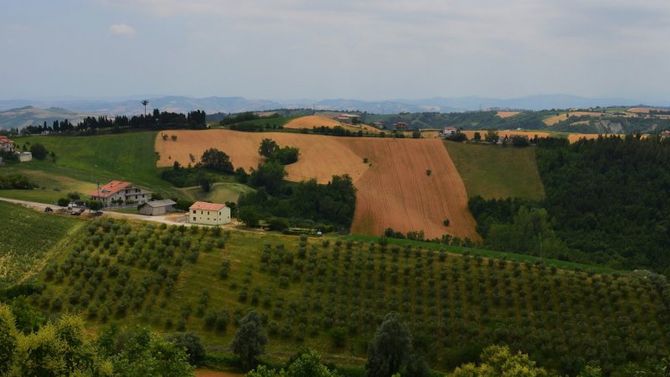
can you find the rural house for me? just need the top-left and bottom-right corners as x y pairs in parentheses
(189, 201), (231, 225)
(0, 136), (15, 152)
(90, 180), (152, 207)
(442, 127), (457, 137)
(335, 114), (360, 124)
(139, 199), (176, 216)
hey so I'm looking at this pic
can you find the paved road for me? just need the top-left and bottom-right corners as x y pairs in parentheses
(0, 196), (250, 231)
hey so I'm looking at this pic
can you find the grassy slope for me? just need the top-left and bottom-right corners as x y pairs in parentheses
(4, 132), (183, 203)
(0, 201), (82, 287)
(444, 141), (545, 200)
(23, 204), (665, 373)
(181, 180), (256, 204)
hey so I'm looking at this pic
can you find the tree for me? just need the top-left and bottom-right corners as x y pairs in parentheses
(13, 315), (113, 377)
(141, 100), (149, 116)
(232, 311), (267, 371)
(249, 160), (286, 194)
(366, 312), (412, 377)
(97, 325), (194, 377)
(200, 148), (234, 173)
(0, 305), (17, 376)
(259, 139), (279, 158)
(239, 207), (261, 228)
(168, 332), (205, 367)
(57, 197), (70, 207)
(247, 350), (338, 377)
(199, 176), (211, 193)
(87, 200), (103, 211)
(450, 345), (549, 377)
(30, 143), (48, 160)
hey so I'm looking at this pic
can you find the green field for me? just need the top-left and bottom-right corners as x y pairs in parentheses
(181, 181), (256, 204)
(444, 141), (545, 200)
(11, 202), (663, 374)
(3, 132), (186, 203)
(0, 201), (82, 287)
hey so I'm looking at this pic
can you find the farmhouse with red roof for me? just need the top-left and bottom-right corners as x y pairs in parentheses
(90, 180), (152, 207)
(0, 136), (15, 153)
(189, 201), (231, 225)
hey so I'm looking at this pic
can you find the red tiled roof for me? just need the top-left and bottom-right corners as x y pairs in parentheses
(189, 201), (227, 211)
(90, 180), (131, 198)
(0, 136), (13, 144)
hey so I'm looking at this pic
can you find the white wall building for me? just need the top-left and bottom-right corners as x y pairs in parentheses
(89, 180), (151, 207)
(189, 201), (231, 225)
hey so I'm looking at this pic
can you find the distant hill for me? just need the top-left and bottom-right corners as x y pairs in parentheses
(0, 106), (91, 130)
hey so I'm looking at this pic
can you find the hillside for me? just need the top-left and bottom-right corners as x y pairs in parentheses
(0, 201), (82, 287)
(4, 132), (185, 202)
(155, 130), (477, 240)
(2, 203), (665, 375)
(0, 106), (91, 129)
(283, 115), (381, 134)
(444, 142), (545, 200)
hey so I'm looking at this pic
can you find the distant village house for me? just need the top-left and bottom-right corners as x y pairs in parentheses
(139, 199), (177, 216)
(0, 136), (15, 153)
(335, 114), (360, 124)
(189, 201), (231, 225)
(442, 127), (458, 137)
(90, 180), (152, 207)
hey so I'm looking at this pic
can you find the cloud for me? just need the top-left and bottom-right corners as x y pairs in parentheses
(109, 23), (136, 37)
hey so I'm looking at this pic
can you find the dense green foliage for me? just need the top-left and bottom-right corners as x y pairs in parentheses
(536, 136), (670, 272)
(248, 350), (339, 377)
(23, 109), (206, 135)
(0, 174), (36, 190)
(450, 345), (549, 377)
(471, 137), (670, 273)
(239, 175), (357, 231)
(366, 313), (428, 377)
(232, 311), (267, 370)
(259, 139), (299, 165)
(200, 148), (235, 173)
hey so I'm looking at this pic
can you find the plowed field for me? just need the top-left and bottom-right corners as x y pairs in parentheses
(156, 130), (478, 240)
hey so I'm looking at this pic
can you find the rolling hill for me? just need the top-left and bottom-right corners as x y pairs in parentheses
(155, 130), (478, 240)
(1, 201), (666, 374)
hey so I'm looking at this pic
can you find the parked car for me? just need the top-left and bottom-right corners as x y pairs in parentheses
(44, 207), (53, 213)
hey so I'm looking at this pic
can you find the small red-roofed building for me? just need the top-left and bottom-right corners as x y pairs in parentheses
(0, 136), (15, 153)
(189, 201), (231, 225)
(89, 180), (152, 207)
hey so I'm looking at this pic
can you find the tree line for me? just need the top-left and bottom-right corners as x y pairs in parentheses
(470, 135), (670, 273)
(21, 109), (207, 135)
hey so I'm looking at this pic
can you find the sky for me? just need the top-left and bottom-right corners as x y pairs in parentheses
(1, 0), (669, 102)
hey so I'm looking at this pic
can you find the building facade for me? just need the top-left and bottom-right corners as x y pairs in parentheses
(189, 201), (231, 225)
(89, 180), (152, 207)
(0, 136), (15, 153)
(139, 199), (176, 216)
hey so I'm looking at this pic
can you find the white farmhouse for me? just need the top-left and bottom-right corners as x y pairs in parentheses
(89, 180), (152, 207)
(189, 201), (231, 225)
(0, 136), (15, 153)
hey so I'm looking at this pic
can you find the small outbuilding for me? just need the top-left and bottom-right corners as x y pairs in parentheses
(18, 152), (32, 162)
(139, 199), (177, 216)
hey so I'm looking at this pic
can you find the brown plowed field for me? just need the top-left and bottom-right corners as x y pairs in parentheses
(284, 115), (381, 134)
(156, 130), (478, 240)
(496, 111), (520, 118)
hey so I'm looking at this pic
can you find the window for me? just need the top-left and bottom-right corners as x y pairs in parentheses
(193, 217), (196, 221)
(192, 210), (196, 214)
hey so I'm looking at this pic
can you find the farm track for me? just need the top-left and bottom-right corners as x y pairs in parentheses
(155, 130), (479, 240)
